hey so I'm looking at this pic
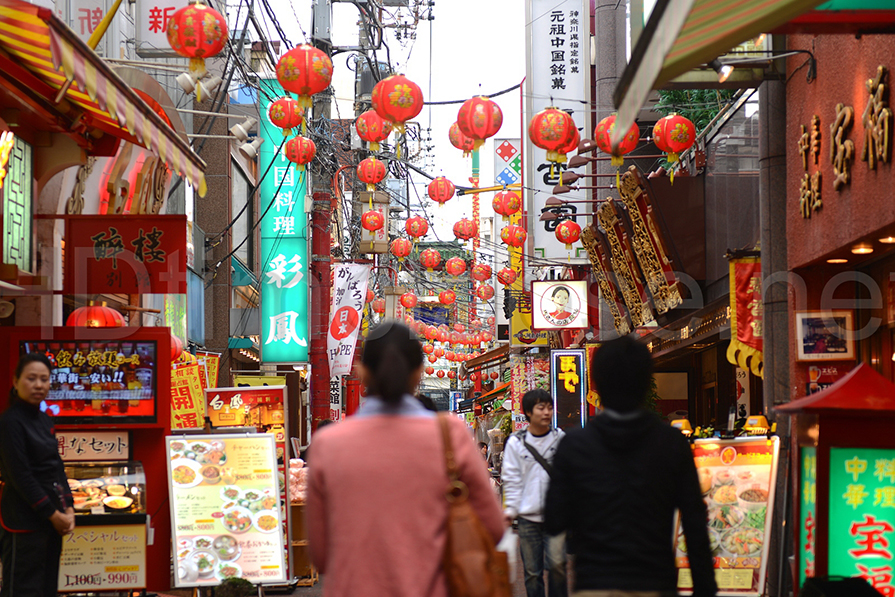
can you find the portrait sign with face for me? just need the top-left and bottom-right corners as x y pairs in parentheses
(532, 281), (588, 330)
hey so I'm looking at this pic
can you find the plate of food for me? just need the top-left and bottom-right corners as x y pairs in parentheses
(193, 536), (213, 551)
(200, 448), (227, 466)
(220, 485), (242, 502)
(677, 528), (720, 555)
(738, 487), (769, 510)
(190, 550), (217, 577)
(178, 561), (199, 583)
(81, 479), (104, 488)
(215, 561), (243, 582)
(212, 535), (241, 562)
(67, 478), (82, 490)
(708, 505), (745, 532)
(106, 484), (126, 496)
(222, 507), (253, 534)
(712, 484), (739, 506)
(75, 498), (103, 511)
(199, 464), (222, 485)
(252, 510), (279, 533)
(103, 496), (134, 511)
(171, 458), (202, 489)
(178, 538), (193, 552)
(714, 469), (735, 486)
(721, 527), (764, 557)
(242, 489), (262, 502)
(169, 439), (188, 453)
(188, 441), (212, 458)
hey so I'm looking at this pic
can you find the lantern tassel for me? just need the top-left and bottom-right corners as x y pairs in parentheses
(670, 168), (675, 185)
(616, 168), (620, 190)
(369, 194), (373, 210)
(367, 183), (375, 193)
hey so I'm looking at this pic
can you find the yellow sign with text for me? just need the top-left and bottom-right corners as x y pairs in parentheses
(58, 524), (146, 592)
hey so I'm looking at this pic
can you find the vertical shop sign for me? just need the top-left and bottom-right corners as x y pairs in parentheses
(735, 368), (750, 420)
(327, 264), (371, 376)
(197, 352), (220, 389)
(68, 0), (106, 47)
(524, 0), (590, 261)
(329, 378), (342, 421)
(727, 257), (763, 377)
(550, 349), (586, 430)
(135, 0), (180, 56)
(799, 447), (817, 588)
(2, 133), (32, 272)
(171, 363), (205, 429)
(259, 79), (309, 363)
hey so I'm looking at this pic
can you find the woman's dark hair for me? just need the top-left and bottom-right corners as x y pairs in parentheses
(15, 352), (53, 379)
(362, 322), (423, 405)
(521, 389), (553, 421)
(591, 336), (653, 413)
(551, 286), (570, 298)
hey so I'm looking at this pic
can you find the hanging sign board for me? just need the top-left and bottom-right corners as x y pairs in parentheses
(532, 280), (589, 330)
(328, 263), (371, 376)
(550, 349), (586, 430)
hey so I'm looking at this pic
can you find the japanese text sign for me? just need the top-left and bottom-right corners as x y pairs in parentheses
(205, 386), (286, 427)
(799, 447), (817, 588)
(56, 431), (130, 462)
(58, 524), (146, 592)
(550, 349), (586, 429)
(328, 263), (371, 376)
(64, 215), (187, 294)
(136, 0), (180, 56)
(259, 79), (309, 363)
(171, 363), (205, 430)
(829, 447), (895, 596)
(532, 280), (589, 330)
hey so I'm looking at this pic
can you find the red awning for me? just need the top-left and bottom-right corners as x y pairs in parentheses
(775, 363), (895, 415)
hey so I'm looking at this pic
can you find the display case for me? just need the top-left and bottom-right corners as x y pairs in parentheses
(65, 461), (146, 519)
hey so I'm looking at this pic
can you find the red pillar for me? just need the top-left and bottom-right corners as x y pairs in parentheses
(309, 192), (332, 431)
(345, 337), (363, 415)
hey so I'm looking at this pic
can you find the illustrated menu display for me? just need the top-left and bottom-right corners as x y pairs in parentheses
(166, 435), (286, 587)
(675, 437), (779, 596)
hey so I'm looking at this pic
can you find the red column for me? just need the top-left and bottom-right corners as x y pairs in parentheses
(309, 192), (332, 431)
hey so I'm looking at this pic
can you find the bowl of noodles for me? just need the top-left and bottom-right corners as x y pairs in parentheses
(171, 458), (202, 489)
(252, 510), (279, 533)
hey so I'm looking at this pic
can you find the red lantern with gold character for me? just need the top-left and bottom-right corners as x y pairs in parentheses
(357, 157), (387, 192)
(457, 96), (503, 151)
(436, 370), (446, 378)
(400, 292), (418, 309)
(268, 97), (303, 137)
(166, 2), (228, 79)
(453, 219), (478, 241)
(476, 284), (495, 301)
(555, 219), (581, 250)
(471, 263), (492, 282)
(434, 347), (445, 358)
(445, 257), (466, 277)
(390, 238), (413, 261)
(355, 109), (393, 152)
(420, 248), (441, 271)
(439, 290), (456, 306)
(371, 74), (424, 134)
(490, 371), (499, 381)
(67, 301), (126, 328)
(405, 215), (429, 241)
(423, 343), (434, 355)
(449, 122), (476, 157)
(372, 298), (386, 314)
(469, 372), (479, 382)
(427, 177), (455, 208)
(425, 366), (435, 375)
(482, 331), (494, 343)
(366, 289), (374, 304)
(556, 127), (581, 168)
(454, 323), (465, 333)
(492, 190), (521, 221)
(594, 114), (639, 166)
(285, 136), (316, 171)
(497, 267), (517, 286)
(361, 210), (384, 232)
(275, 45), (333, 109)
(528, 107), (577, 164)
(447, 370), (457, 380)
(652, 113), (695, 164)
(501, 225), (527, 247)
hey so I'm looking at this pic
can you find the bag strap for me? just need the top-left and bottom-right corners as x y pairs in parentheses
(438, 414), (469, 502)
(520, 433), (554, 479)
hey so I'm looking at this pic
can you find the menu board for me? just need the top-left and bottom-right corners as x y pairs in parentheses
(58, 524), (146, 592)
(166, 435), (287, 587)
(675, 437), (779, 596)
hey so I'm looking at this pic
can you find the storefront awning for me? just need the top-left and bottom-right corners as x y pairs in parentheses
(776, 363), (895, 416)
(0, 0), (206, 194)
(611, 0), (827, 149)
(459, 344), (510, 376)
(476, 382), (511, 404)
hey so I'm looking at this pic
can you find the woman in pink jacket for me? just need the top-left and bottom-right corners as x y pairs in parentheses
(307, 322), (505, 596)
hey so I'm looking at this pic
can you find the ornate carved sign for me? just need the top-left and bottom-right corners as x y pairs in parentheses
(830, 104), (854, 192)
(580, 224), (630, 336)
(799, 114), (823, 218)
(861, 65), (892, 170)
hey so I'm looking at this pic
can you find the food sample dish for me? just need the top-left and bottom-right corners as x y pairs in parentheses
(708, 505), (745, 531)
(721, 527), (764, 556)
(712, 485), (738, 505)
(106, 484), (126, 496)
(714, 469), (734, 486)
(81, 479), (104, 488)
(171, 458), (202, 488)
(212, 535), (241, 561)
(215, 561), (243, 581)
(222, 507), (253, 534)
(64, 461), (146, 515)
(68, 479), (82, 490)
(191, 550), (217, 577)
(193, 536), (213, 550)
(103, 496), (134, 510)
(253, 510), (279, 533)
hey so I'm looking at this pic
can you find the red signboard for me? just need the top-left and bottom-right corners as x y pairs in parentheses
(64, 215), (187, 294)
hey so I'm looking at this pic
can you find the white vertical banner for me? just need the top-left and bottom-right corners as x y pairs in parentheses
(524, 0), (591, 262)
(327, 264), (371, 376)
(329, 377), (342, 421)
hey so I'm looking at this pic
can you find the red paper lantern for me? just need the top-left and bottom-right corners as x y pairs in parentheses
(459, 373), (468, 381)
(423, 344), (434, 354)
(268, 97), (303, 137)
(482, 331), (493, 342)
(371, 298), (386, 314)
(449, 122), (476, 157)
(652, 113), (696, 164)
(453, 219), (478, 241)
(420, 248), (441, 271)
(438, 329), (450, 343)
(361, 210), (384, 232)
(447, 370), (457, 380)
(371, 74), (424, 134)
(487, 316), (495, 325)
(457, 96), (503, 151)
(445, 257), (467, 277)
(469, 372), (479, 382)
(497, 267), (517, 286)
(476, 284), (495, 300)
(454, 323), (465, 333)
(436, 370), (446, 378)
(439, 290), (456, 306)
(500, 225), (527, 247)
(434, 347), (445, 358)
(446, 351), (455, 361)
(355, 109), (393, 152)
(428, 355), (438, 364)
(285, 136), (316, 171)
(366, 289), (374, 303)
(66, 302), (126, 328)
(166, 2), (228, 79)
(490, 371), (499, 380)
(425, 326), (439, 341)
(450, 332), (461, 344)
(405, 215), (429, 241)
(400, 292), (418, 309)
(390, 238), (413, 261)
(555, 127), (582, 169)
(528, 107), (577, 164)
(275, 44), (333, 109)
(594, 114), (639, 166)
(425, 366), (435, 375)
(357, 157), (387, 192)
(555, 219), (582, 250)
(471, 263), (492, 282)
(492, 190), (522, 221)
(170, 334), (184, 361)
(427, 177), (455, 207)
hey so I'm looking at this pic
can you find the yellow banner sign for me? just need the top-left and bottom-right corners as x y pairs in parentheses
(171, 363), (205, 429)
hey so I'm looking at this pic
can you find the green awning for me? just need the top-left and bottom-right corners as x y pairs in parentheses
(231, 257), (256, 287)
(228, 337), (253, 349)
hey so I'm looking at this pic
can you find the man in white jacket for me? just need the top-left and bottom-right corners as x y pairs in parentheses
(501, 389), (567, 597)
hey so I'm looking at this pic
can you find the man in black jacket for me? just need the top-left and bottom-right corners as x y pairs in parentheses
(544, 336), (717, 597)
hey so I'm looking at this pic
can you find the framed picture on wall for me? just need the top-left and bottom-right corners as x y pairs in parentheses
(795, 311), (855, 361)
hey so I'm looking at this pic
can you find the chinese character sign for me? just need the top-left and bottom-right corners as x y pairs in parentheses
(171, 363), (205, 430)
(329, 378), (342, 421)
(55, 431), (129, 462)
(260, 79), (309, 363)
(800, 447), (817, 588)
(327, 263), (371, 376)
(524, 0), (590, 261)
(829, 447), (895, 596)
(136, 0), (180, 56)
(550, 349), (586, 429)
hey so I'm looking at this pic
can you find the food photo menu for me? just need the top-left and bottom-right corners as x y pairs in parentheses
(166, 435), (287, 588)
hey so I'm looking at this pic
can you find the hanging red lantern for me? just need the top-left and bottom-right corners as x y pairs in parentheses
(482, 331), (493, 342)
(405, 215), (429, 241)
(371, 298), (386, 314)
(436, 370), (446, 378)
(471, 263), (492, 282)
(555, 219), (582, 250)
(450, 332), (461, 344)
(400, 292), (418, 309)
(268, 97), (304, 137)
(425, 326), (439, 341)
(425, 366), (435, 375)
(492, 190), (522, 221)
(427, 177), (455, 207)
(366, 289), (375, 303)
(500, 225), (527, 247)
(459, 373), (468, 381)
(476, 284), (495, 300)
(453, 219), (478, 241)
(285, 136), (316, 171)
(528, 107), (577, 165)
(449, 122), (476, 157)
(652, 113), (695, 164)
(439, 290), (456, 306)
(497, 267), (517, 286)
(438, 329), (450, 343)
(457, 96), (503, 151)
(357, 157), (387, 192)
(469, 372), (479, 382)
(405, 315), (415, 326)
(487, 316), (495, 326)
(361, 210), (384, 232)
(371, 74), (424, 134)
(454, 323), (465, 333)
(490, 371), (500, 381)
(275, 44), (333, 109)
(444, 257), (467, 277)
(390, 238), (413, 261)
(66, 301), (126, 328)
(594, 114), (640, 166)
(419, 248), (441, 271)
(170, 334), (184, 361)
(434, 347), (445, 358)
(423, 344), (434, 354)
(447, 370), (457, 380)
(428, 355), (438, 364)
(446, 351), (455, 361)
(355, 109), (393, 152)
(166, 1), (228, 80)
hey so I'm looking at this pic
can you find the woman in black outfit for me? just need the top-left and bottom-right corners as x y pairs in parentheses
(0, 352), (75, 596)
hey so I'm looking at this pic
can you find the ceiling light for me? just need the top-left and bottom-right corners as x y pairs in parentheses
(229, 117), (257, 142)
(851, 243), (874, 255)
(827, 258), (848, 264)
(708, 59), (734, 83)
(880, 236), (895, 244)
(239, 138), (264, 160)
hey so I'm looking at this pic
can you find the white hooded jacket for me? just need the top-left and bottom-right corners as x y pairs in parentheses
(500, 427), (564, 522)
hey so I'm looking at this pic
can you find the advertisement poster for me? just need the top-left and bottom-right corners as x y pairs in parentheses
(510, 354), (550, 431)
(828, 447), (895, 595)
(166, 434), (287, 587)
(171, 363), (205, 429)
(550, 349), (586, 430)
(58, 524), (146, 592)
(532, 281), (589, 330)
(197, 352), (220, 388)
(676, 437), (779, 596)
(328, 263), (371, 376)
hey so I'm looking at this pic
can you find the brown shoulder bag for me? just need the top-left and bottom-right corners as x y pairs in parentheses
(438, 414), (511, 597)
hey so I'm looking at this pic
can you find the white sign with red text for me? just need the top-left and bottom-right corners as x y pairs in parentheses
(327, 264), (371, 376)
(136, 0), (181, 57)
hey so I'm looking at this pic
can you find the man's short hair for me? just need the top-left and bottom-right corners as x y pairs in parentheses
(521, 389), (553, 421)
(591, 336), (653, 413)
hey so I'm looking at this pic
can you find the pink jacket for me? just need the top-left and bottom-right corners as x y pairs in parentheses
(307, 409), (505, 597)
